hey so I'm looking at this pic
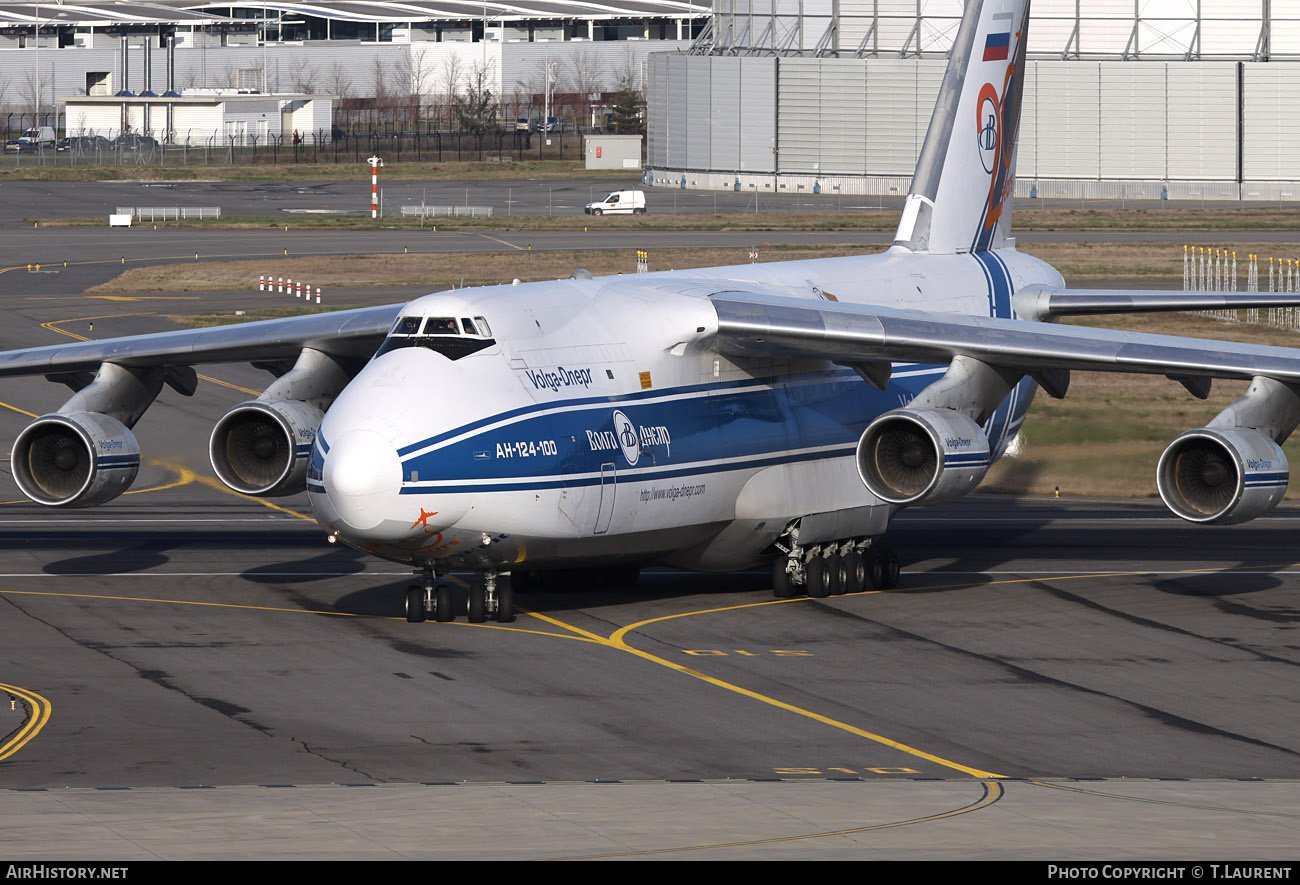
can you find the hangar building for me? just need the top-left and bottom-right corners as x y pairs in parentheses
(646, 1), (1300, 201)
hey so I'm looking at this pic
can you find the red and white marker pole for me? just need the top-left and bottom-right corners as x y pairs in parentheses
(367, 155), (383, 219)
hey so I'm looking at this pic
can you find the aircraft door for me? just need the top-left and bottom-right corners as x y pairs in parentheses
(594, 462), (616, 534)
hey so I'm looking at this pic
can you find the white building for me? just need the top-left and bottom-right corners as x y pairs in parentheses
(0, 0), (706, 130)
(64, 91), (332, 144)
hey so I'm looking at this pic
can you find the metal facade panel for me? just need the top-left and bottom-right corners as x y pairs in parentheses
(1098, 62), (1168, 179)
(818, 58), (868, 175)
(665, 53), (689, 170)
(777, 57), (822, 172)
(1030, 61), (1101, 178)
(865, 59), (921, 175)
(1018, 59), (1041, 178)
(1166, 62), (1237, 180)
(739, 55), (776, 173)
(709, 56), (742, 172)
(647, 52), (669, 167)
(1243, 64), (1300, 180)
(685, 54), (712, 170)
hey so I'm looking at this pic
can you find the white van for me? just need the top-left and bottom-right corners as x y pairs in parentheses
(584, 189), (646, 216)
(18, 126), (55, 147)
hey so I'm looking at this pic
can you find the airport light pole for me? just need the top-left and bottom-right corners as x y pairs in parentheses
(33, 2), (66, 130)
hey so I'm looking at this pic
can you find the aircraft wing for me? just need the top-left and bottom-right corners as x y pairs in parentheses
(710, 290), (1300, 387)
(0, 304), (402, 378)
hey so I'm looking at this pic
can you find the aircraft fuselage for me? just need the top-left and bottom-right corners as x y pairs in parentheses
(308, 246), (1064, 572)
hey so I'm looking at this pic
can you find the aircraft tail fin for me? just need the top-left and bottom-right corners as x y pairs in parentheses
(893, 0), (1030, 255)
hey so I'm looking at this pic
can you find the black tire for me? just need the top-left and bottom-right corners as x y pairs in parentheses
(827, 553), (849, 595)
(634, 207), (646, 215)
(805, 557), (831, 599)
(842, 551), (866, 594)
(496, 584), (516, 623)
(434, 583), (455, 622)
(864, 550), (885, 591)
(405, 585), (426, 623)
(593, 208), (603, 216)
(772, 559), (797, 598)
(880, 546), (901, 589)
(468, 586), (487, 623)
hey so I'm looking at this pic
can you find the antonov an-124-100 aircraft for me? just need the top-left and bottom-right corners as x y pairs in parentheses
(5, 0), (1300, 625)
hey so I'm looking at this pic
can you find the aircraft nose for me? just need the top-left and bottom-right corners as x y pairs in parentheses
(321, 429), (400, 535)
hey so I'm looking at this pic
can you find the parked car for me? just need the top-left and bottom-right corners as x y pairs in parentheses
(4, 138), (36, 153)
(57, 135), (111, 152)
(515, 117), (530, 131)
(584, 189), (646, 216)
(113, 134), (159, 153)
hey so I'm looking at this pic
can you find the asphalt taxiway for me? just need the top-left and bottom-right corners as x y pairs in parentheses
(1, 225), (1299, 859)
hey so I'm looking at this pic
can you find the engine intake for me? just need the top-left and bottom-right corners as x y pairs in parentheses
(209, 400), (322, 496)
(12, 412), (140, 507)
(1157, 428), (1288, 524)
(856, 408), (991, 506)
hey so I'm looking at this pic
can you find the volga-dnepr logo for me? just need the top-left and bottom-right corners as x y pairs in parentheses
(585, 410), (673, 467)
(613, 410), (640, 465)
(978, 94), (998, 174)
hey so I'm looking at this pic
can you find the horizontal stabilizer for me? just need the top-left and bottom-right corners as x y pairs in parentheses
(1015, 287), (1300, 320)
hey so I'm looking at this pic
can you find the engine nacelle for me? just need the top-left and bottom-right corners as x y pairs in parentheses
(1157, 428), (1288, 524)
(209, 400), (323, 496)
(856, 408), (991, 506)
(12, 412), (140, 507)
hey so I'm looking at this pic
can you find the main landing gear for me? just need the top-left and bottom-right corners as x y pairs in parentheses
(771, 536), (901, 599)
(405, 568), (516, 624)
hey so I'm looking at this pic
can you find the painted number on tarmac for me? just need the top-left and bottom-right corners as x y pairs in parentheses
(774, 767), (921, 776)
(682, 649), (812, 657)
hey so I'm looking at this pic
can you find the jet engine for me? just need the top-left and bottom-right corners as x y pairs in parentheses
(209, 400), (323, 496)
(1156, 428), (1288, 524)
(11, 412), (140, 507)
(856, 408), (991, 506)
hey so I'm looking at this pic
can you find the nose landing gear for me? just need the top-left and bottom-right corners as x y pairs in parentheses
(405, 566), (453, 623)
(405, 567), (516, 624)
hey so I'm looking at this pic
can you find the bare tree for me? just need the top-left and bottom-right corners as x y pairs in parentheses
(398, 48), (435, 129)
(17, 67), (42, 117)
(566, 48), (603, 130)
(437, 53), (465, 131)
(326, 61), (353, 99)
(288, 56), (318, 94)
(369, 55), (392, 128)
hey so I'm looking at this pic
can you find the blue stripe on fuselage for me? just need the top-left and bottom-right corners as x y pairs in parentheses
(398, 366), (942, 493)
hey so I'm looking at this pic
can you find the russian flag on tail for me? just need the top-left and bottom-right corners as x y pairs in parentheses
(983, 12), (1013, 61)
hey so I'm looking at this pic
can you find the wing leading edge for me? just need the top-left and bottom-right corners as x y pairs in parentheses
(0, 304), (403, 379)
(711, 289), (1300, 386)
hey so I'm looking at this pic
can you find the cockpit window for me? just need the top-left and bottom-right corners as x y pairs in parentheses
(374, 314), (495, 361)
(422, 317), (459, 335)
(393, 316), (422, 335)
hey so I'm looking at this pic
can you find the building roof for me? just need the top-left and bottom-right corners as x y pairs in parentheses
(0, 2), (226, 26)
(0, 0), (708, 27)
(198, 1), (708, 20)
